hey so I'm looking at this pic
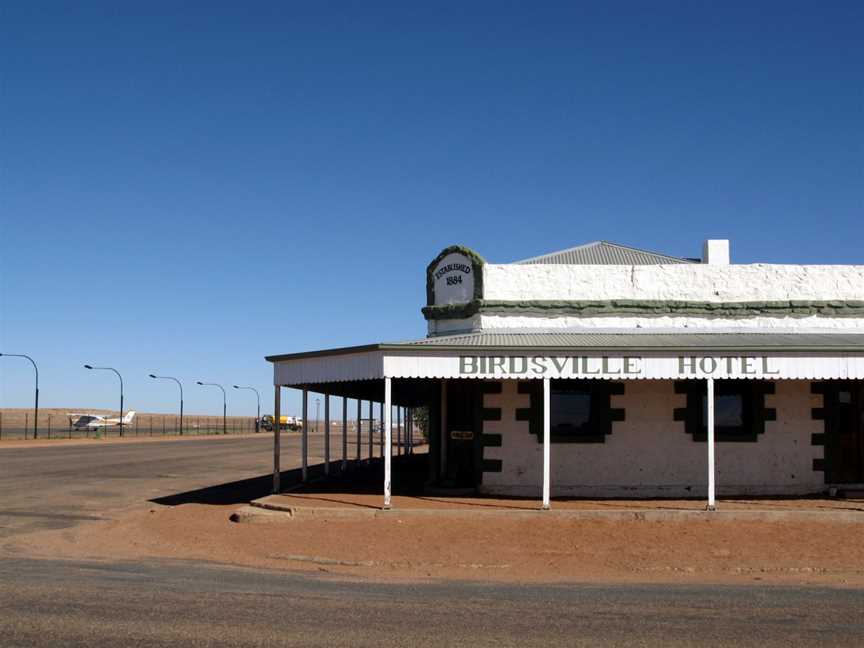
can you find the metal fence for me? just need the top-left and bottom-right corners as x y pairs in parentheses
(0, 412), (263, 441)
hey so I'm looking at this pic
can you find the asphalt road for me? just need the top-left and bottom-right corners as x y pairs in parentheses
(2, 436), (864, 646)
(0, 432), (351, 539)
(1, 557), (863, 647)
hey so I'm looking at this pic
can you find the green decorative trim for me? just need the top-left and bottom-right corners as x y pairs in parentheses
(516, 381), (542, 439)
(811, 382), (829, 395)
(425, 245), (485, 307)
(422, 301), (482, 320)
(422, 299), (864, 321)
(481, 407), (501, 422)
(675, 380), (775, 442)
(481, 433), (502, 447)
(478, 381), (502, 394)
(482, 458), (502, 473)
(516, 379), (623, 444)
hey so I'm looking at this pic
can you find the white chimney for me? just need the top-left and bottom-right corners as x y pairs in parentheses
(702, 239), (730, 265)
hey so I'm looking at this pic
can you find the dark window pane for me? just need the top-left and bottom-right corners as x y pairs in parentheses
(551, 387), (592, 435)
(702, 393), (744, 428)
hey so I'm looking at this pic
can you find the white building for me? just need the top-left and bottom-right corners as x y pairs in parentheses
(267, 240), (864, 508)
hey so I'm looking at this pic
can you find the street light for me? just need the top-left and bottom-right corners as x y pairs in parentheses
(84, 364), (124, 436)
(233, 385), (260, 433)
(150, 374), (184, 435)
(197, 381), (226, 434)
(315, 397), (321, 434)
(0, 353), (39, 439)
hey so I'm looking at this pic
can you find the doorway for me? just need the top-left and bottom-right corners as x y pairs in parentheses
(443, 380), (480, 488)
(823, 381), (864, 483)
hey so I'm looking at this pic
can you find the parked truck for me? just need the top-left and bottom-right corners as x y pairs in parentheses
(260, 415), (302, 432)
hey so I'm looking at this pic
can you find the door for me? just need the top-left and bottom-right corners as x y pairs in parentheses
(444, 380), (479, 488)
(824, 382), (864, 483)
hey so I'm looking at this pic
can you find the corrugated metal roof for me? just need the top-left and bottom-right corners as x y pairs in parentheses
(266, 332), (864, 361)
(513, 241), (696, 265)
(396, 331), (864, 351)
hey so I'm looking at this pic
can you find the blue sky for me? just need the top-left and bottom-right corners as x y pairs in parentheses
(1, 1), (862, 416)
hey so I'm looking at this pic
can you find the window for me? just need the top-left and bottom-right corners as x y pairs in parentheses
(517, 380), (624, 444)
(701, 385), (748, 437)
(551, 383), (593, 437)
(548, 380), (624, 443)
(675, 380), (775, 442)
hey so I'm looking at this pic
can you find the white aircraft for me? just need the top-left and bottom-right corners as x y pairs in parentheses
(68, 411), (137, 430)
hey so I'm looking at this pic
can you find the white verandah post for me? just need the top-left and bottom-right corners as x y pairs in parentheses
(407, 408), (412, 454)
(542, 377), (551, 510)
(368, 400), (374, 462)
(356, 399), (362, 461)
(301, 388), (309, 482)
(273, 385), (281, 493)
(397, 406), (402, 456)
(324, 393), (330, 476)
(707, 377), (716, 511)
(379, 402), (384, 457)
(341, 397), (348, 472)
(384, 377), (392, 509)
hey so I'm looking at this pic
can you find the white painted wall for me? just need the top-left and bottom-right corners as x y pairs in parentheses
(480, 380), (824, 498)
(478, 314), (864, 332)
(428, 316), (480, 335)
(483, 264), (864, 302)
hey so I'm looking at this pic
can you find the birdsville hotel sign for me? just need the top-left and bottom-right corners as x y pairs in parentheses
(458, 355), (780, 378)
(267, 239), (864, 509)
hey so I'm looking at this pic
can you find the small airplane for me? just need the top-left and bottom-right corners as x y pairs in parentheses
(68, 411), (137, 430)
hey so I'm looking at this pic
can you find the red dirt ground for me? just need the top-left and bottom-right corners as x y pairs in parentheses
(8, 498), (864, 588)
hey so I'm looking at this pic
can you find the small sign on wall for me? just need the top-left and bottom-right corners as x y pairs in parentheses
(450, 430), (474, 440)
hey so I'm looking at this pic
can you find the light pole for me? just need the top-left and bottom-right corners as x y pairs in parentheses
(84, 364), (124, 436)
(233, 385), (260, 432)
(197, 381), (226, 434)
(0, 353), (38, 439)
(315, 397), (321, 434)
(150, 374), (184, 435)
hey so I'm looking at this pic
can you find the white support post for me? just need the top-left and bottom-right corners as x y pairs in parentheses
(301, 388), (309, 482)
(384, 378), (392, 509)
(440, 381), (448, 477)
(379, 402), (384, 457)
(356, 399), (361, 461)
(542, 377), (551, 510)
(273, 385), (281, 493)
(341, 397), (348, 472)
(368, 400), (374, 462)
(707, 377), (716, 511)
(324, 393), (330, 476)
(397, 407), (402, 456)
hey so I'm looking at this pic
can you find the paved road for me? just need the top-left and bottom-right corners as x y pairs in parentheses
(1, 557), (863, 647)
(2, 437), (864, 646)
(0, 432), (358, 539)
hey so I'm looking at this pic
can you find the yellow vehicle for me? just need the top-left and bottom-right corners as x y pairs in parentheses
(261, 415), (302, 432)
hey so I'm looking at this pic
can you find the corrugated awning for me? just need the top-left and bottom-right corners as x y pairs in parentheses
(267, 332), (864, 385)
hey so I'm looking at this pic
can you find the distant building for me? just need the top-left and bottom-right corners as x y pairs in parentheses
(267, 240), (864, 508)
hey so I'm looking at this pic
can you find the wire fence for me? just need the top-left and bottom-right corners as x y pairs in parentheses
(0, 411), (263, 441)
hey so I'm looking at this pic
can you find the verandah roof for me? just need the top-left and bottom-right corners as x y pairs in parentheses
(267, 332), (864, 387)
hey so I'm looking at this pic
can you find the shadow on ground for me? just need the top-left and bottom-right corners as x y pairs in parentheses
(151, 451), (864, 512)
(150, 453), (429, 507)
